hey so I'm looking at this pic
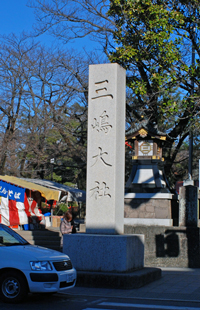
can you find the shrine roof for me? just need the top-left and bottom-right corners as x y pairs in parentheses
(125, 119), (174, 141)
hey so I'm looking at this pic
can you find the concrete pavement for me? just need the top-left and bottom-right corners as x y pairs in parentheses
(68, 268), (200, 302)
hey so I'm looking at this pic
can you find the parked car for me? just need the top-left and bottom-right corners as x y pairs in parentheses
(0, 223), (76, 303)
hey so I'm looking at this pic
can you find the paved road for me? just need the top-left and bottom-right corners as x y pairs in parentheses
(71, 268), (200, 302)
(1, 294), (200, 310)
(1, 268), (200, 309)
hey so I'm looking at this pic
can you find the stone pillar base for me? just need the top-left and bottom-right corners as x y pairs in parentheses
(63, 234), (144, 272)
(76, 267), (161, 289)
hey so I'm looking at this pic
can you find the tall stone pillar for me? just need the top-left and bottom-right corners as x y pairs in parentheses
(86, 63), (126, 234)
(63, 63), (146, 275)
(179, 185), (198, 227)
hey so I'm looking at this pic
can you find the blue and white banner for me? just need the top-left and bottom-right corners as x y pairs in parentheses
(0, 180), (25, 202)
(8, 184), (25, 202)
(0, 180), (8, 198)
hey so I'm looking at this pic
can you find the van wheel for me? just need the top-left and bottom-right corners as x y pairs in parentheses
(0, 271), (28, 303)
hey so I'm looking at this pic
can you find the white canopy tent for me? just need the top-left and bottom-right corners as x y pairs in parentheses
(21, 178), (86, 202)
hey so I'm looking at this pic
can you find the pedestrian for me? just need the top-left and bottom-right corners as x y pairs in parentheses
(60, 211), (73, 250)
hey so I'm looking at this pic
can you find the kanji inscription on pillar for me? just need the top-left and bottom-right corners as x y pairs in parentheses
(86, 63), (126, 234)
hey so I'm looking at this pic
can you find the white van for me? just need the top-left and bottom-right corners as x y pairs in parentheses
(0, 223), (76, 303)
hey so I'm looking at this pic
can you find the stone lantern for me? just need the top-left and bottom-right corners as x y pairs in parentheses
(125, 119), (174, 193)
(124, 119), (177, 227)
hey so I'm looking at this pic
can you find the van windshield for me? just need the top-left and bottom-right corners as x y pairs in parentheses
(0, 224), (29, 246)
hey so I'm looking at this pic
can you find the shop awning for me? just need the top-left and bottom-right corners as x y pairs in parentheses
(21, 178), (86, 202)
(0, 175), (61, 201)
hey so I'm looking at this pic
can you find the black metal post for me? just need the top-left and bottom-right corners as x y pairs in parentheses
(188, 28), (195, 180)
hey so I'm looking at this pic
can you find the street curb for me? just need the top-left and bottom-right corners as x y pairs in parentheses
(76, 267), (161, 289)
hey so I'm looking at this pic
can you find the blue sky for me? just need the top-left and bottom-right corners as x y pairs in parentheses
(0, 1), (35, 36)
(0, 0), (96, 51)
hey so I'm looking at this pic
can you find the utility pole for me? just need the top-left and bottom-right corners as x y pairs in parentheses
(188, 26), (195, 181)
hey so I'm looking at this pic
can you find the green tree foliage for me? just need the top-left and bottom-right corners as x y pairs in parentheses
(107, 0), (200, 184)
